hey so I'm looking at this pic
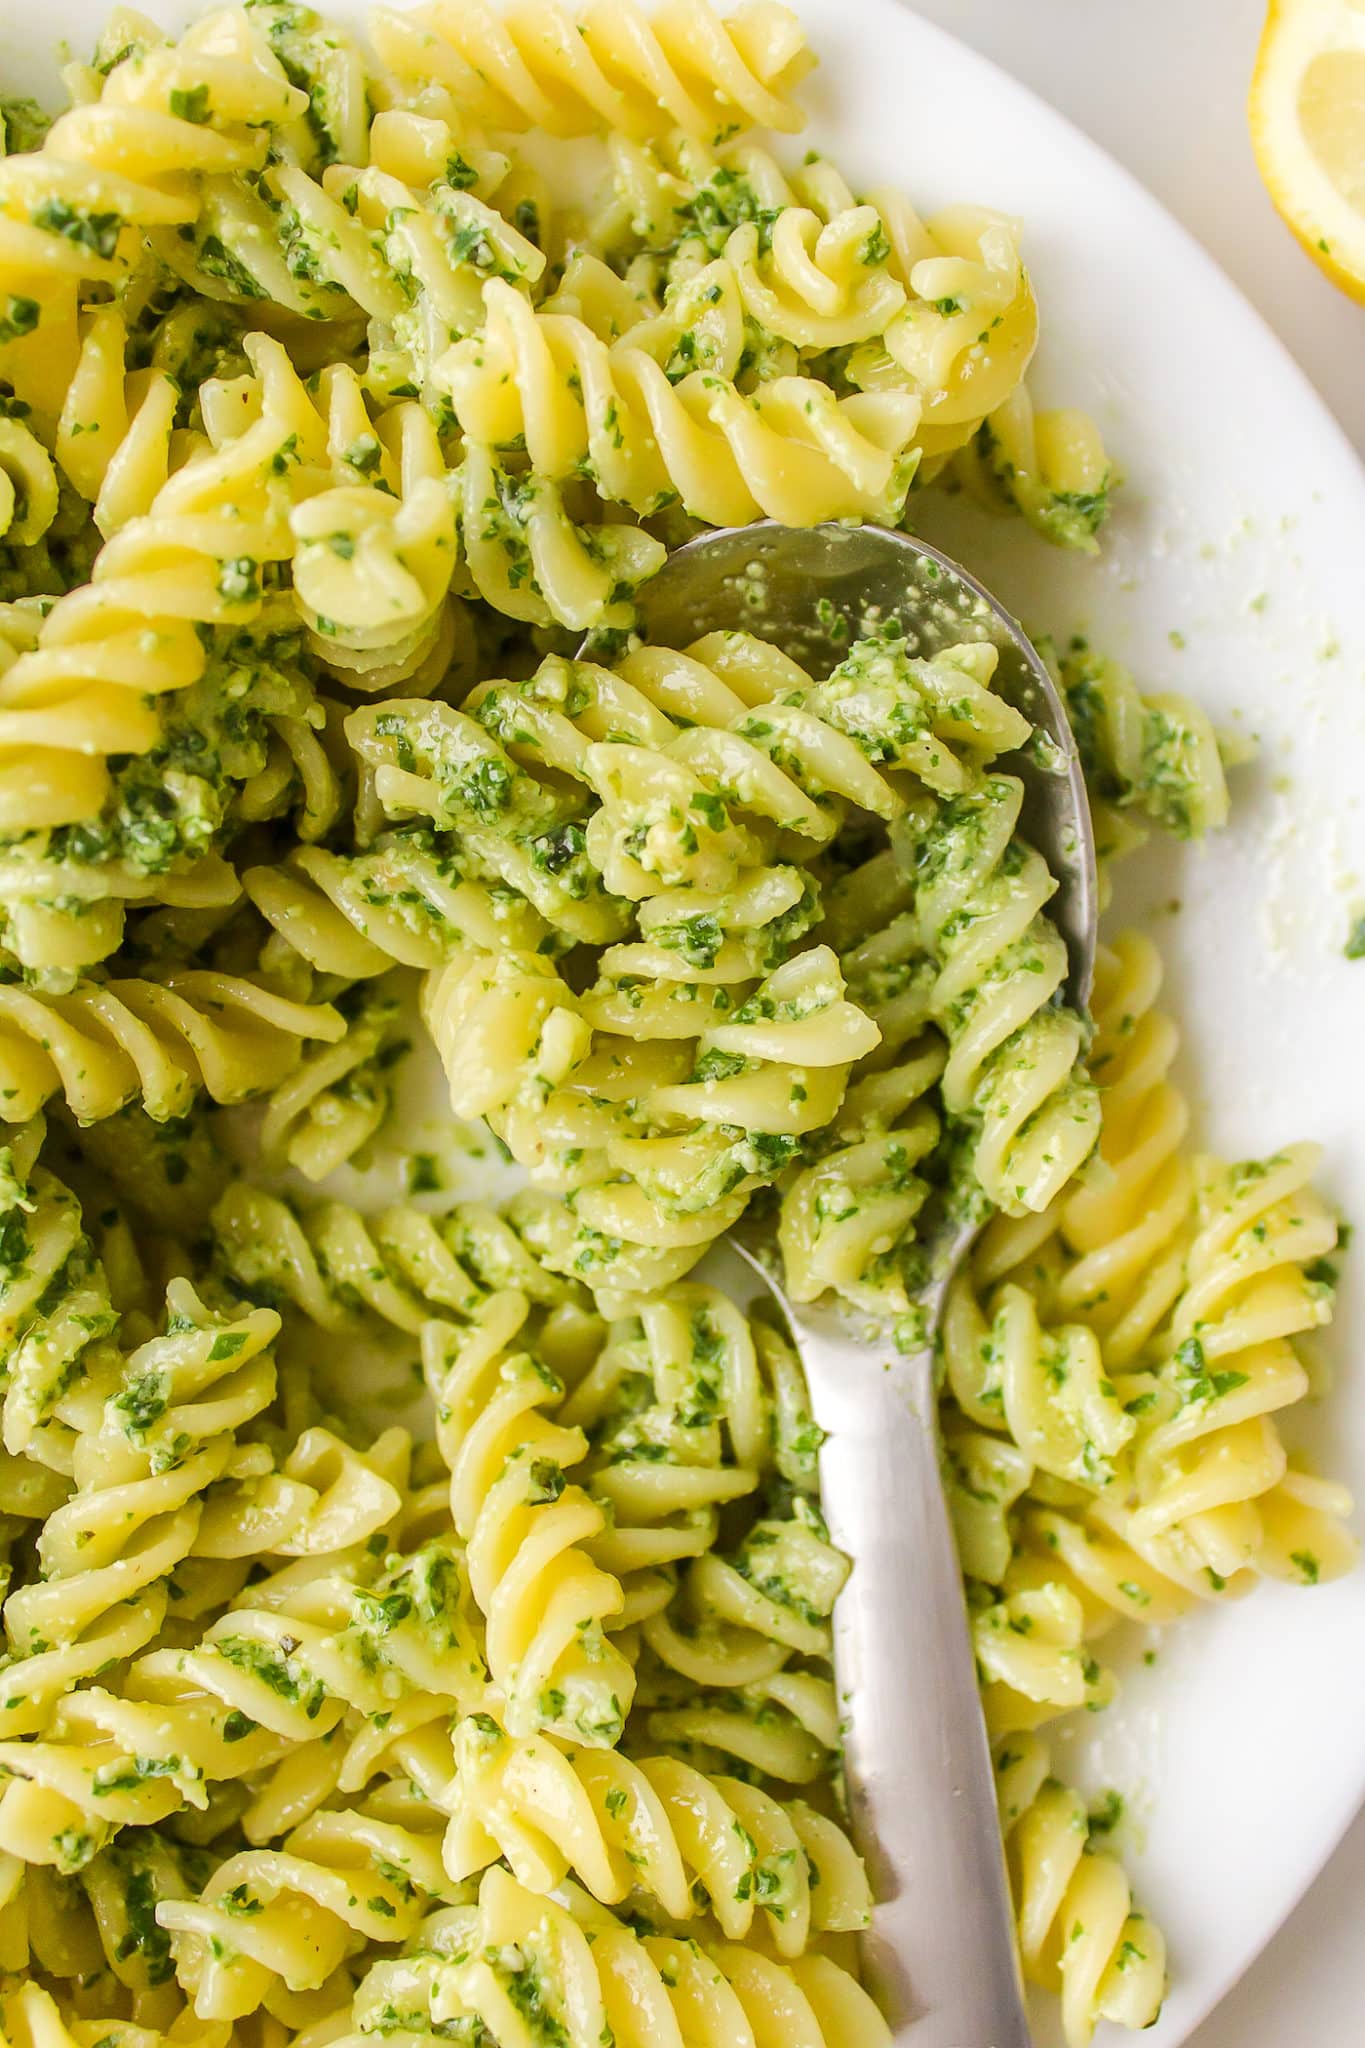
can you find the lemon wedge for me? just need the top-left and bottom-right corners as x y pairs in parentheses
(1249, 0), (1365, 300)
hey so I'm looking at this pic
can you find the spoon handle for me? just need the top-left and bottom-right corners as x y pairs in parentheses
(811, 1341), (1033, 2047)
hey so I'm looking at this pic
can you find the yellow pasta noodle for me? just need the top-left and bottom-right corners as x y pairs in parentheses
(348, 1862), (889, 2048)
(1130, 1143), (1357, 1588)
(440, 1709), (870, 1949)
(995, 1734), (1167, 2047)
(368, 0), (814, 144)
(423, 1295), (635, 1745)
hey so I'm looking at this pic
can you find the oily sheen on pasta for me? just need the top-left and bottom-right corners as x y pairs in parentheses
(0, 6), (1353, 2048)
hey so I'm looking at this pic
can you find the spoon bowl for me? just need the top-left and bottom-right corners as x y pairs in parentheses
(595, 521), (1101, 2047)
(627, 519), (1097, 1009)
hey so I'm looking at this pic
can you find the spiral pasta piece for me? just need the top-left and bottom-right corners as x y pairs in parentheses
(53, 304), (176, 540)
(441, 1709), (871, 1952)
(488, 943), (877, 1316)
(0, 1522), (485, 1872)
(0, 1278), (278, 1741)
(0, 1117), (123, 1476)
(350, 1863), (889, 2048)
(972, 1582), (1115, 1739)
(256, 979), (407, 1183)
(995, 1734), (1167, 2046)
(0, 329), (310, 864)
(156, 1806), (452, 2021)
(942, 1274), (1136, 1492)
(941, 1417), (1034, 1588)
(973, 929), (1195, 1368)
(1130, 1144), (1355, 1585)
(211, 1179), (586, 1340)
(0, 414), (59, 558)
(347, 695), (631, 946)
(575, 142), (1051, 483)
(1049, 634), (1230, 844)
(0, 1982), (228, 2048)
(634, 1497), (848, 1785)
(39, 1824), (218, 2030)
(576, 631), (1031, 860)
(192, 1421), (409, 1567)
(167, 97), (545, 398)
(446, 631), (1037, 1304)
(782, 850), (946, 1309)
(0, 12), (306, 417)
(440, 273), (922, 525)
(0, 1658), (290, 1873)
(244, 834), (553, 985)
(0, 970), (346, 1127)
(1002, 1483), (1211, 1634)
(369, 0), (813, 144)
(955, 383), (1115, 552)
(423, 1295), (635, 1746)
(890, 770), (1101, 1214)
(564, 1285), (772, 1600)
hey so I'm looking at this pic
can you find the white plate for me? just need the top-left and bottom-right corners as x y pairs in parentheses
(8, 3), (1365, 2043)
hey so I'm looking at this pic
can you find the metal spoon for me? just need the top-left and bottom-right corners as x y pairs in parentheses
(621, 521), (1099, 2048)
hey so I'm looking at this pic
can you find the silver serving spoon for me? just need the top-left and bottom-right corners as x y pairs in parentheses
(622, 522), (1099, 2048)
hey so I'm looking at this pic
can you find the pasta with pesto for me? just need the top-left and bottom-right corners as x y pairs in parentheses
(0, 7), (1351, 2048)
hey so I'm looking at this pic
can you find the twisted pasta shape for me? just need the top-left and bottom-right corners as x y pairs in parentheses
(1049, 634), (1230, 843)
(211, 1180), (586, 1340)
(634, 1499), (848, 1785)
(53, 305), (176, 540)
(972, 1582), (1114, 1740)
(368, 0), (813, 143)
(941, 1417), (1033, 1587)
(490, 944), (877, 1316)
(972, 930), (1195, 1369)
(346, 696), (631, 946)
(440, 273), (922, 525)
(439, 631), (1037, 1306)
(0, 414), (59, 552)
(1002, 1483), (1212, 1634)
(0, 1508), (486, 1873)
(563, 1284), (773, 1611)
(0, 13), (306, 417)
(890, 770), (1101, 1214)
(955, 384), (1115, 552)
(52, 1824), (216, 2031)
(441, 1709), (871, 1952)
(243, 833), (554, 984)
(0, 330), (305, 843)
(256, 978), (407, 1184)
(0, 1278), (279, 1740)
(941, 1274), (1137, 1492)
(192, 1421), (409, 1566)
(156, 1806), (452, 2022)
(0, 1982), (227, 2048)
(0, 1117), (123, 1475)
(1130, 1144), (1354, 1585)
(455, 439), (668, 631)
(569, 631), (1031, 864)
(782, 849), (946, 1310)
(167, 99), (545, 397)
(995, 1734), (1167, 2047)
(350, 1863), (889, 2048)
(423, 1295), (635, 1745)
(0, 1660), (291, 1871)
(0, 969), (346, 1126)
(585, 140), (1048, 474)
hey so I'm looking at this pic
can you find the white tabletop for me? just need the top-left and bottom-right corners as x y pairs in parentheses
(899, 1), (1365, 2041)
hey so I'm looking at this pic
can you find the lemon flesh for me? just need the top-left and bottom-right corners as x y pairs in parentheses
(1250, 0), (1365, 300)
